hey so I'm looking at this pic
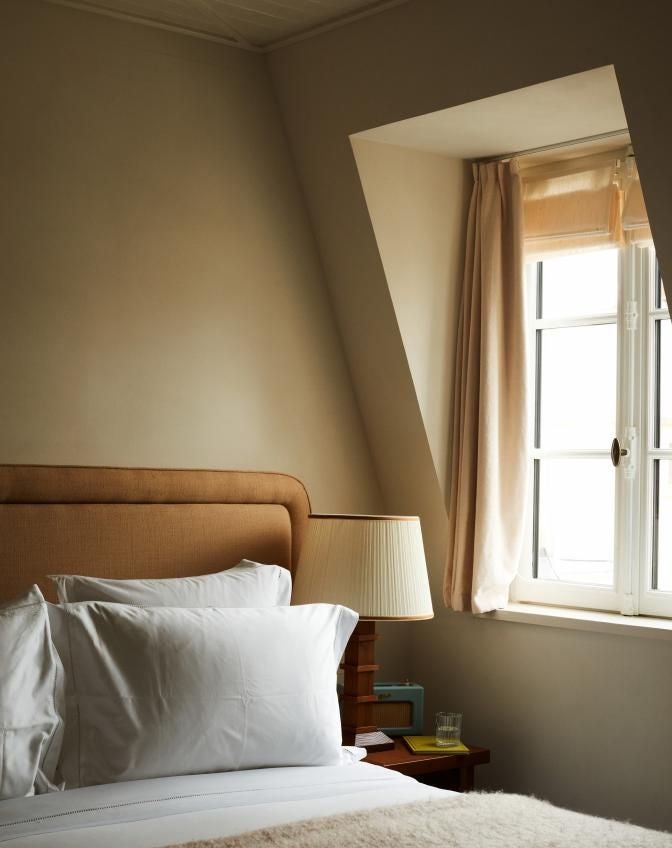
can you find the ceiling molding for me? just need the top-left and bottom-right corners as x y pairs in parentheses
(44, 0), (260, 50)
(191, 0), (254, 50)
(43, 0), (413, 53)
(265, 0), (412, 52)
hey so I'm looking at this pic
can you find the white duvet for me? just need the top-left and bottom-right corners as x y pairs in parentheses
(0, 762), (453, 848)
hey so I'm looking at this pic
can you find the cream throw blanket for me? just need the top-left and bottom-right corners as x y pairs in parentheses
(166, 794), (671, 848)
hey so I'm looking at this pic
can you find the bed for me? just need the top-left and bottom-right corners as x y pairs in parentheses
(1, 465), (669, 848)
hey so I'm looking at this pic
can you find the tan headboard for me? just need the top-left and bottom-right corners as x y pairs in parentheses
(0, 465), (311, 603)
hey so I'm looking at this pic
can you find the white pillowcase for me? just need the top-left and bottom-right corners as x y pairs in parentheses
(50, 601), (357, 788)
(0, 586), (64, 800)
(49, 560), (291, 607)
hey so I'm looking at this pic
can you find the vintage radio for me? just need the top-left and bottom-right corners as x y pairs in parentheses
(371, 681), (424, 736)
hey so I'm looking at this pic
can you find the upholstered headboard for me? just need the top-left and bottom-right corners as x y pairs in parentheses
(0, 465), (311, 603)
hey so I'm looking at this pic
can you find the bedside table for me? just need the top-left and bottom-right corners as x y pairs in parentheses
(364, 739), (490, 791)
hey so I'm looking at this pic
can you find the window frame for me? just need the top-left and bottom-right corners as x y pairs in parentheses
(510, 244), (672, 619)
(640, 257), (672, 616)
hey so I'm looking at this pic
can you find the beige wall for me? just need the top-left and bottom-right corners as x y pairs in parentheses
(412, 612), (672, 828)
(268, 0), (672, 830)
(0, 0), (383, 518)
(352, 140), (470, 501)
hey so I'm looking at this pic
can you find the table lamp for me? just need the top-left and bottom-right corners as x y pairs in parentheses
(293, 514), (433, 751)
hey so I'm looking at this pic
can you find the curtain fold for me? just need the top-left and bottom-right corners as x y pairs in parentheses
(443, 161), (529, 613)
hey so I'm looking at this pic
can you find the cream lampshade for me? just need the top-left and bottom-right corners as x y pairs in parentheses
(293, 514), (433, 750)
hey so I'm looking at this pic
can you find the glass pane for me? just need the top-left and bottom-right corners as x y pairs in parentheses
(653, 460), (672, 592)
(541, 249), (618, 319)
(536, 458), (614, 586)
(539, 323), (616, 449)
(656, 319), (672, 450)
(656, 264), (667, 310)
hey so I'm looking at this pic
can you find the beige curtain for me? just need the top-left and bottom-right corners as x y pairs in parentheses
(444, 161), (529, 613)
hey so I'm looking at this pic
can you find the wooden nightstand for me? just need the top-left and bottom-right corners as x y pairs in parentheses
(364, 739), (490, 791)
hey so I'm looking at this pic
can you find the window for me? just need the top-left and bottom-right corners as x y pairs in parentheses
(512, 244), (672, 617)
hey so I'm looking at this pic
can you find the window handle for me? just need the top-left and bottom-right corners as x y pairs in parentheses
(611, 437), (629, 467)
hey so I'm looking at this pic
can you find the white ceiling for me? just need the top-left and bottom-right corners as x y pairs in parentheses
(353, 66), (629, 160)
(47, 0), (407, 50)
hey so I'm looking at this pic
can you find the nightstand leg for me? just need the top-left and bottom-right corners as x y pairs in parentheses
(458, 764), (475, 792)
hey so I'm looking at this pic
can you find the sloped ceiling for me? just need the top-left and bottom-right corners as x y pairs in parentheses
(46, 0), (407, 49)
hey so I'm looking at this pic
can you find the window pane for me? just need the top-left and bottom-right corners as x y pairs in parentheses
(658, 319), (672, 450)
(539, 323), (616, 449)
(656, 264), (667, 310)
(653, 460), (672, 592)
(536, 458), (614, 586)
(541, 249), (618, 319)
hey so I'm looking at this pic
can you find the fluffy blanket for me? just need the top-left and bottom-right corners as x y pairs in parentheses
(166, 793), (671, 848)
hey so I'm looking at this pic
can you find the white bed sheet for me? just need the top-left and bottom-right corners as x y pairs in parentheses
(0, 761), (454, 848)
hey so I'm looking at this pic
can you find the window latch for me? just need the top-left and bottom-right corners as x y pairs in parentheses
(611, 429), (637, 478)
(611, 437), (627, 467)
(625, 300), (638, 331)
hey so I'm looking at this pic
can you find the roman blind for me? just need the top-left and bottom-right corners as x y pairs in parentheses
(621, 159), (652, 244)
(521, 147), (652, 256)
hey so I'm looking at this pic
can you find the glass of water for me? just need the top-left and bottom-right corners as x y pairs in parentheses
(435, 712), (462, 747)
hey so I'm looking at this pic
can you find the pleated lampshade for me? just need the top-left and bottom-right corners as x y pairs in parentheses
(293, 514), (433, 620)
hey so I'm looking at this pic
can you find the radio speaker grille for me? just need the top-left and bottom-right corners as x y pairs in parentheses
(371, 700), (412, 727)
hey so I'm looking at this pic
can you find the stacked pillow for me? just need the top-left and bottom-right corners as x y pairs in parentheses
(49, 559), (291, 608)
(2, 561), (358, 796)
(0, 586), (64, 800)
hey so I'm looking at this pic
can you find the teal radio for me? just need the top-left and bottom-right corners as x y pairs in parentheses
(372, 682), (424, 736)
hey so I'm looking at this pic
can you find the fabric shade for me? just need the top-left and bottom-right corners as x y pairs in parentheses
(522, 152), (622, 256)
(521, 148), (652, 256)
(622, 160), (652, 244)
(293, 515), (433, 620)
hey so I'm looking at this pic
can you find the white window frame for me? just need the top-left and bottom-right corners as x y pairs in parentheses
(510, 244), (672, 618)
(640, 254), (672, 616)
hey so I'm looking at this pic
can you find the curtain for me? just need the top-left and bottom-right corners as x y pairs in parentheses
(443, 161), (529, 613)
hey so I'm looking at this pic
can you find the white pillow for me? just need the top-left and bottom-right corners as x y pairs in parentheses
(0, 586), (64, 799)
(50, 602), (357, 788)
(49, 560), (291, 607)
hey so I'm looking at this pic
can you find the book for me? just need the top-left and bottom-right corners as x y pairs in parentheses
(402, 736), (470, 754)
(355, 730), (395, 751)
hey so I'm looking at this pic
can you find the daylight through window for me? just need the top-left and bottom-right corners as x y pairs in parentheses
(512, 245), (672, 617)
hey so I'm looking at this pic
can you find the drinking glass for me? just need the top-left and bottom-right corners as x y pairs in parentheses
(435, 712), (462, 747)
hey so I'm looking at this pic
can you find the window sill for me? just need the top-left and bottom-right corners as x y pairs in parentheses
(476, 602), (672, 640)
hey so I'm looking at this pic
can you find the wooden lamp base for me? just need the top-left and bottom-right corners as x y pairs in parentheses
(340, 620), (394, 752)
